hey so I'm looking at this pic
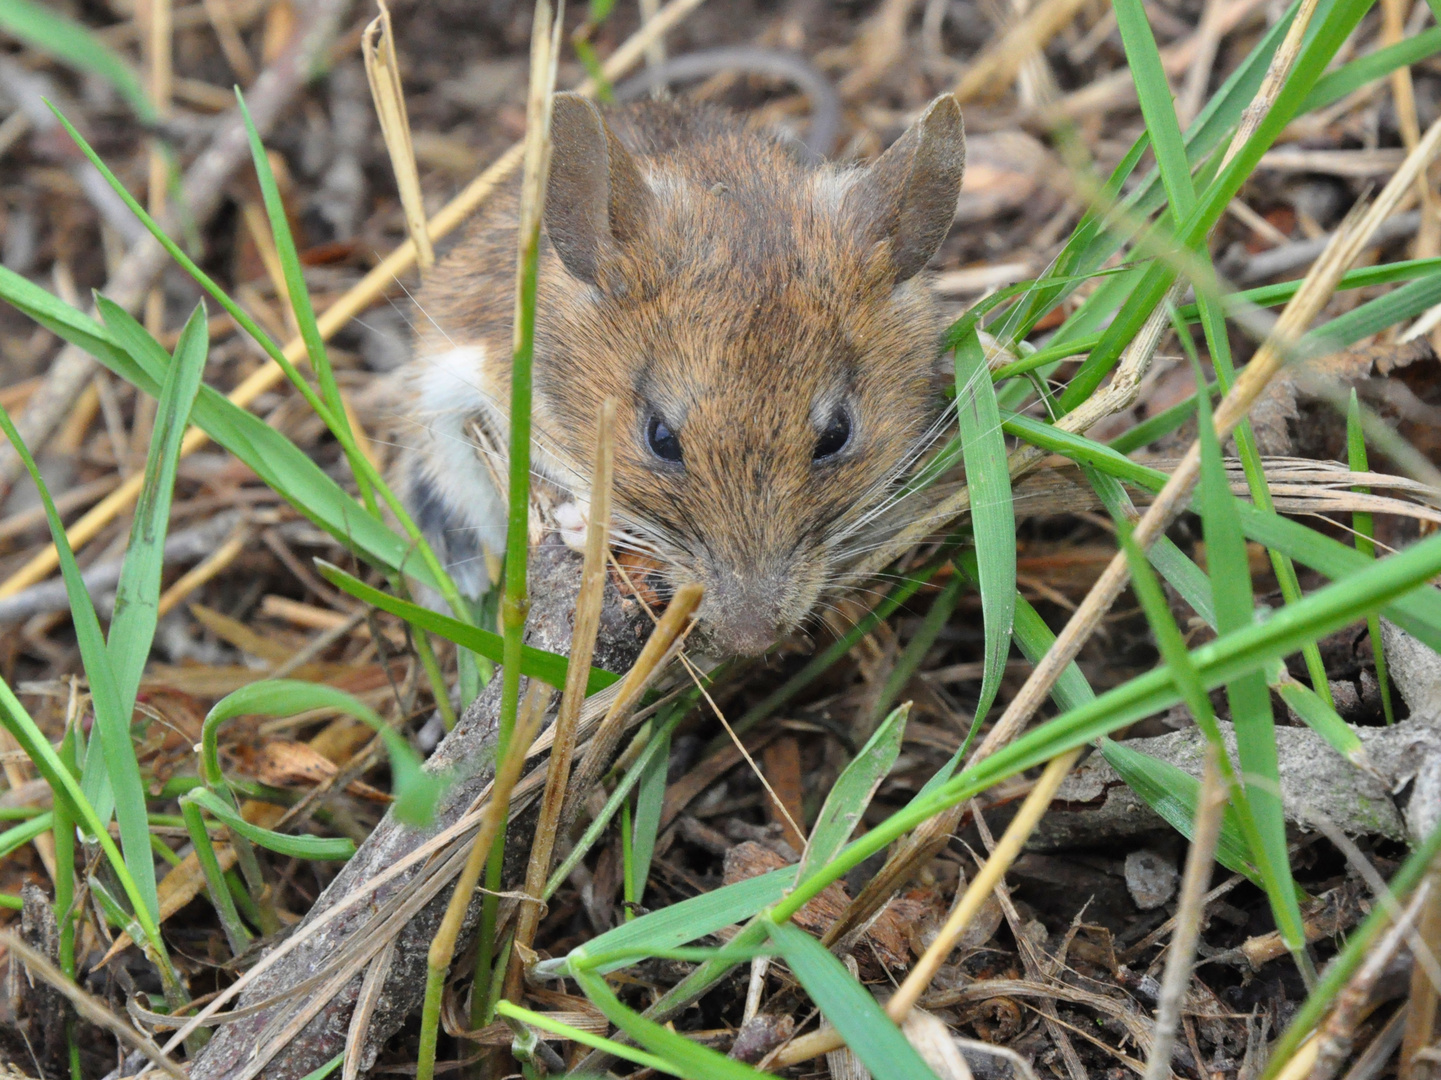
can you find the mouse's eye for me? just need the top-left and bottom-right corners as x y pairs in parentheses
(813, 408), (852, 461)
(645, 414), (684, 463)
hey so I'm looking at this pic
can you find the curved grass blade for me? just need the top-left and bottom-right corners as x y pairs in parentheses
(182, 787), (355, 860)
(953, 327), (1015, 728)
(572, 967), (770, 1080)
(764, 919), (941, 1080)
(204, 679), (443, 826)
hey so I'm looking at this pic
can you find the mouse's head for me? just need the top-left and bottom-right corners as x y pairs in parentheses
(532, 94), (966, 656)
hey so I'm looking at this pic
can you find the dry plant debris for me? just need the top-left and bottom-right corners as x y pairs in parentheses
(0, 0), (1440, 1078)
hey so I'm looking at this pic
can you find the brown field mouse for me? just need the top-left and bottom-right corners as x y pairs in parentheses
(396, 93), (966, 656)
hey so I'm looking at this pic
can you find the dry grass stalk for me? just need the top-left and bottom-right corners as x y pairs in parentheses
(143, 0), (173, 340)
(1400, 868), (1441, 1080)
(1143, 745), (1225, 1080)
(155, 524), (250, 617)
(508, 399), (618, 999)
(363, 0), (434, 274)
(953, 0), (1092, 104)
(557, 583), (705, 836)
(1308, 880), (1430, 1080)
(343, 937), (397, 1080)
(425, 685), (550, 1000)
(0, 0), (709, 601)
(0, 931), (188, 1079)
(776, 747), (1084, 1066)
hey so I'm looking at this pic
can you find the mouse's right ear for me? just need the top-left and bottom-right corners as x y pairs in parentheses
(545, 94), (654, 286)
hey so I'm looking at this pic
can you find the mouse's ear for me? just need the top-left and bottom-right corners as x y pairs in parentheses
(844, 94), (965, 283)
(545, 93), (654, 286)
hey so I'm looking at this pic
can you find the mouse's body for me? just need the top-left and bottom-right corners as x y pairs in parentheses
(396, 94), (966, 656)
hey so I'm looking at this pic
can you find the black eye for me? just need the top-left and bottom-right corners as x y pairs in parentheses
(645, 414), (683, 463)
(813, 408), (851, 461)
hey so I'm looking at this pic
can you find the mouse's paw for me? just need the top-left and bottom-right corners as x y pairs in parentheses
(554, 499), (591, 552)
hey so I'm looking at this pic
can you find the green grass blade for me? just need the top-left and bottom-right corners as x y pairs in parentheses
(871, 577), (963, 729)
(203, 679), (443, 826)
(1271, 672), (1364, 762)
(1195, 384), (1308, 965)
(544, 708), (688, 902)
(496, 999), (677, 1075)
(573, 967), (769, 1080)
(1058, 0), (1374, 410)
(1114, 0), (1197, 217)
(797, 703), (909, 882)
(628, 725), (670, 916)
(1001, 413), (1441, 649)
(1300, 26), (1441, 112)
(234, 91), (360, 480)
(183, 788), (355, 860)
(108, 304), (208, 713)
(544, 866), (795, 977)
(1099, 738), (1259, 880)
(0, 265), (438, 592)
(953, 327), (1015, 726)
(764, 919), (941, 1080)
(315, 560), (616, 695)
(0, 0), (154, 121)
(0, 403), (159, 925)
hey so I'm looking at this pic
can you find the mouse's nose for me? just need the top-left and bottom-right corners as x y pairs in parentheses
(698, 566), (791, 657)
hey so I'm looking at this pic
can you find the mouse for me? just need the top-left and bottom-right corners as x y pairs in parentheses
(395, 91), (966, 657)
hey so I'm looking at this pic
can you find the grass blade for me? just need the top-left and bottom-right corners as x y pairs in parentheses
(764, 919), (940, 1080)
(108, 304), (208, 713)
(1100, 738), (1259, 882)
(0, 0), (154, 120)
(203, 679), (443, 826)
(627, 724), (670, 916)
(0, 404), (159, 926)
(573, 966), (769, 1080)
(1195, 382), (1309, 968)
(797, 703), (909, 882)
(182, 788), (356, 860)
(953, 326), (1015, 726)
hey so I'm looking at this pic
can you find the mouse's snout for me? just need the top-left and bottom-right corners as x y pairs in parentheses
(695, 563), (802, 657)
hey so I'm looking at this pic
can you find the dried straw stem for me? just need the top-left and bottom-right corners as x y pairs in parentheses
(1142, 746), (1224, 1080)
(507, 399), (618, 999)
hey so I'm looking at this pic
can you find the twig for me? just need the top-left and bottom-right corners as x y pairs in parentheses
(0, 511), (245, 624)
(1143, 745), (1224, 1080)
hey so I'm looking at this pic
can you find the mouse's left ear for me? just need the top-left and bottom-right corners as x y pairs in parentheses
(844, 94), (966, 283)
(545, 93), (655, 287)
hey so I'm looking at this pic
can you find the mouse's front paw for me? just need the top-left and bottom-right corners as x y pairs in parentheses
(554, 500), (590, 552)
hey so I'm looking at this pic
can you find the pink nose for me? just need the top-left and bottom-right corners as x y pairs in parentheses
(698, 569), (789, 656)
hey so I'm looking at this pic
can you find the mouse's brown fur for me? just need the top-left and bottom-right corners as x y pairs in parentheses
(398, 94), (965, 656)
